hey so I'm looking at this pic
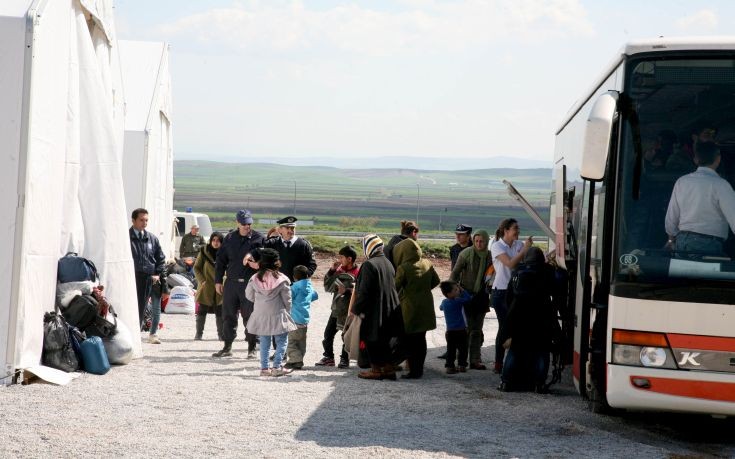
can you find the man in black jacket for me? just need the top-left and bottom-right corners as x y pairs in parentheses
(129, 208), (166, 335)
(262, 216), (317, 281)
(213, 210), (264, 358)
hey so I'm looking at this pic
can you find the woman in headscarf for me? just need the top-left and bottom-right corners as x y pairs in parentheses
(500, 246), (556, 392)
(351, 234), (401, 380)
(394, 238), (440, 379)
(450, 230), (492, 370)
(194, 231), (224, 340)
(489, 218), (532, 373)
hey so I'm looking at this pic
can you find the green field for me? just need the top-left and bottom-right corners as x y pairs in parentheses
(174, 161), (552, 235)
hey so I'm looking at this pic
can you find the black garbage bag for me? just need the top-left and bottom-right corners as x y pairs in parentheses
(42, 310), (79, 372)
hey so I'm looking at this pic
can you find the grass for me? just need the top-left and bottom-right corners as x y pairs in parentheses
(174, 161), (553, 237)
(306, 235), (451, 258)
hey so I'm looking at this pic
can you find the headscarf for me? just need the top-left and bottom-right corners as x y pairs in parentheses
(205, 231), (223, 262)
(467, 229), (490, 293)
(363, 234), (384, 258)
(523, 246), (545, 268)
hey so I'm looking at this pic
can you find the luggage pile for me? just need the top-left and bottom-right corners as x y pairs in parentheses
(42, 253), (135, 376)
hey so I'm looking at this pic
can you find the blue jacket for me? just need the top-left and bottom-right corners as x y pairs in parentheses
(440, 290), (470, 331)
(291, 279), (318, 325)
(129, 227), (166, 275)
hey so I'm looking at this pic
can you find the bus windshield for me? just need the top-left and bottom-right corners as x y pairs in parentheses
(614, 56), (735, 299)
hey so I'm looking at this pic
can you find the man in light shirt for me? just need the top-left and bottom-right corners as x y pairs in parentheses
(665, 141), (735, 257)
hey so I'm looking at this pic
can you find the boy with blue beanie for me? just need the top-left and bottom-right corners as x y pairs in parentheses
(285, 265), (318, 369)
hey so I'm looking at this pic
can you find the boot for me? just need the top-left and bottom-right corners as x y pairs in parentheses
(381, 364), (397, 381)
(358, 364), (383, 380)
(212, 341), (232, 358)
(195, 314), (206, 340)
(215, 315), (224, 341)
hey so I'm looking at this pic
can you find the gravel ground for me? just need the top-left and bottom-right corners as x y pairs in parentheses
(2, 257), (735, 458)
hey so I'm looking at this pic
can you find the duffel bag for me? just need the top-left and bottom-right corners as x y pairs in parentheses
(62, 294), (99, 330)
(57, 252), (98, 284)
(42, 310), (79, 373)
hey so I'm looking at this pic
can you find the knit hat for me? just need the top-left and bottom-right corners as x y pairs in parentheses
(362, 234), (384, 258)
(258, 248), (280, 270)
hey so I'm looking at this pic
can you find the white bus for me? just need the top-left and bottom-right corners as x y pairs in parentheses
(552, 37), (735, 416)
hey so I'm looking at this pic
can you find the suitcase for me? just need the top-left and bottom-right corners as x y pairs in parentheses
(80, 336), (110, 375)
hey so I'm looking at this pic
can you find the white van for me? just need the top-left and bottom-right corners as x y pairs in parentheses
(173, 210), (213, 258)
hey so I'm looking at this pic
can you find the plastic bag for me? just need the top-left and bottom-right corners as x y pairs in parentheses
(103, 319), (133, 365)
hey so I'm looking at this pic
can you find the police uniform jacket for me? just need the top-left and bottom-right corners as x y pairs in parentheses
(214, 229), (265, 284)
(180, 233), (205, 259)
(263, 236), (317, 282)
(129, 227), (166, 275)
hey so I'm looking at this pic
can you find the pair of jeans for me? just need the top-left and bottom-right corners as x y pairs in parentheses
(501, 348), (550, 389)
(675, 231), (725, 257)
(322, 316), (349, 361)
(491, 289), (509, 365)
(149, 288), (162, 335)
(260, 332), (288, 369)
(135, 271), (153, 330)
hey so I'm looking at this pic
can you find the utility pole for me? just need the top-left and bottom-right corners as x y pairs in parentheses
(415, 183), (420, 224)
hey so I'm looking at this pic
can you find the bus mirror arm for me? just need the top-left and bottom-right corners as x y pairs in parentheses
(620, 94), (644, 200)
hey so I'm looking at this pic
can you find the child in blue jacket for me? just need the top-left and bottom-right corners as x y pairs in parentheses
(285, 265), (319, 369)
(439, 280), (470, 374)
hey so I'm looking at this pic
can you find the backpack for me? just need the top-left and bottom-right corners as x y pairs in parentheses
(57, 252), (98, 284)
(42, 310), (79, 372)
(62, 294), (99, 330)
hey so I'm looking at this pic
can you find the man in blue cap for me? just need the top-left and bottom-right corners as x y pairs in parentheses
(212, 210), (264, 358)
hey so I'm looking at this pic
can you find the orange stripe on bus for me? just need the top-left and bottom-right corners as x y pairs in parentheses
(667, 334), (735, 352)
(630, 376), (735, 403)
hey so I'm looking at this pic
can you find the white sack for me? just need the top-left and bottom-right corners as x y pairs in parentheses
(165, 286), (195, 314)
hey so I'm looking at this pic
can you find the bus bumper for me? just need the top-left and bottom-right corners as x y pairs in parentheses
(606, 364), (735, 416)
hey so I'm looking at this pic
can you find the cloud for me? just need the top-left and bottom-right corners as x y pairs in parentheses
(157, 0), (594, 56)
(675, 9), (718, 31)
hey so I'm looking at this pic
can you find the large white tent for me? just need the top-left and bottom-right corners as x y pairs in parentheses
(0, 0), (142, 384)
(119, 40), (175, 260)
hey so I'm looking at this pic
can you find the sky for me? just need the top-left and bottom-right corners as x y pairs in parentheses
(115, 0), (733, 164)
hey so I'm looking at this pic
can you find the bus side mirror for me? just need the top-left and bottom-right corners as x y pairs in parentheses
(580, 91), (618, 181)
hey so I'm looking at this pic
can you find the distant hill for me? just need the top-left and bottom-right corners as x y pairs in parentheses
(174, 154), (552, 170)
(173, 160), (552, 235)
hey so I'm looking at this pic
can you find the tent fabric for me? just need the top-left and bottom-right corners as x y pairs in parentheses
(119, 40), (175, 260)
(1, 0), (142, 382)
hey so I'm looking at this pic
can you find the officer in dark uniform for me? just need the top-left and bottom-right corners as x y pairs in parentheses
(212, 210), (264, 358)
(450, 224), (473, 269)
(259, 216), (317, 281)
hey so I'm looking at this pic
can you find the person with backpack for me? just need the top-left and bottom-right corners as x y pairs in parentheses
(489, 218), (532, 373)
(498, 247), (557, 392)
(394, 238), (440, 379)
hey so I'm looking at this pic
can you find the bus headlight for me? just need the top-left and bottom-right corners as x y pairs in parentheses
(640, 347), (667, 367)
(612, 344), (641, 365)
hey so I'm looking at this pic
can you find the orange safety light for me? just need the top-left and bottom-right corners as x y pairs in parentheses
(612, 329), (669, 347)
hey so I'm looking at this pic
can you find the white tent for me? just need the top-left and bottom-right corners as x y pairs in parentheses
(119, 40), (175, 260)
(0, 0), (142, 384)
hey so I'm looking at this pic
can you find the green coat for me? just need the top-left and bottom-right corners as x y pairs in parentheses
(394, 239), (440, 334)
(194, 246), (222, 307)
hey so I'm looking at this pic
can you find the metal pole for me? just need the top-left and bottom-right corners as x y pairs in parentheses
(416, 183), (420, 224)
(293, 180), (297, 215)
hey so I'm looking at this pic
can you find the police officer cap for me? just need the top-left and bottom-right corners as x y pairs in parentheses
(455, 224), (472, 234)
(277, 216), (298, 227)
(236, 209), (254, 225)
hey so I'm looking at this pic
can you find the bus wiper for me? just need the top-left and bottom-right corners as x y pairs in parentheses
(621, 94), (644, 200)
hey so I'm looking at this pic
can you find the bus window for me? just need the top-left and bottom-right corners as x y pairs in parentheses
(613, 57), (735, 302)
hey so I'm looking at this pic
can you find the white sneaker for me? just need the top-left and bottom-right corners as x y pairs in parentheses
(148, 335), (161, 344)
